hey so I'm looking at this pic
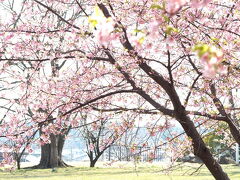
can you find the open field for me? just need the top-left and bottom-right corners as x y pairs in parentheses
(0, 162), (239, 180)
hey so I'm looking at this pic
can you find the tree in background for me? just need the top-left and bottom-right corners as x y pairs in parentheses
(78, 111), (137, 167)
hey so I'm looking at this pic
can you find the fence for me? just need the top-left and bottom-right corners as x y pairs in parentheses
(101, 145), (167, 162)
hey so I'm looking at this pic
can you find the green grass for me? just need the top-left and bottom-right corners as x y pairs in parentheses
(0, 162), (239, 180)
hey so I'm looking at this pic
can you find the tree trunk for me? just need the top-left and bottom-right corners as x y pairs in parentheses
(50, 134), (58, 168)
(90, 159), (97, 167)
(88, 151), (94, 167)
(37, 143), (51, 168)
(91, 150), (104, 167)
(33, 134), (69, 169)
(89, 154), (101, 167)
(176, 106), (229, 180)
(16, 158), (21, 170)
(57, 133), (69, 166)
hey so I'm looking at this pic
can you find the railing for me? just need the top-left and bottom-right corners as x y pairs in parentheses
(101, 145), (167, 162)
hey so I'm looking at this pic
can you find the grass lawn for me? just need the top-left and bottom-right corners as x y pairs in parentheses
(0, 162), (239, 180)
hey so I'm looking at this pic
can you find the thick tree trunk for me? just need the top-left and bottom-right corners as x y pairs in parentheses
(57, 133), (69, 166)
(37, 143), (51, 168)
(50, 134), (58, 168)
(33, 134), (68, 169)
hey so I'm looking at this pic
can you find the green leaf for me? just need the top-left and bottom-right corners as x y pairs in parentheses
(150, 4), (163, 10)
(165, 26), (179, 35)
(193, 44), (210, 57)
(163, 15), (170, 23)
(133, 29), (144, 34)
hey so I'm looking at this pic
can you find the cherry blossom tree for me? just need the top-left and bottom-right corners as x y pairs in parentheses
(0, 0), (240, 179)
(78, 111), (137, 167)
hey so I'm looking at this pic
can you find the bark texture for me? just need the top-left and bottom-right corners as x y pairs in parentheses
(32, 133), (69, 169)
